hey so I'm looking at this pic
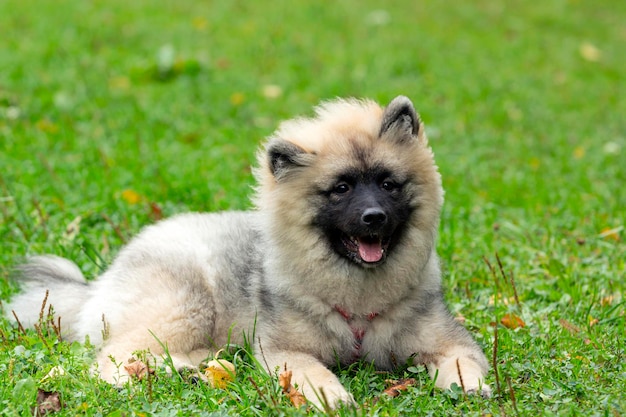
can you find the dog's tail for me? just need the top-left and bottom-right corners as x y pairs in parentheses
(5, 255), (92, 341)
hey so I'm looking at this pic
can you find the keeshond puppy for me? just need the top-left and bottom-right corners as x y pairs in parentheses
(6, 96), (490, 408)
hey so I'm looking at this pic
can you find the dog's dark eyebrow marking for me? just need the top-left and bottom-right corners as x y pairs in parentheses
(328, 164), (401, 187)
(350, 142), (370, 166)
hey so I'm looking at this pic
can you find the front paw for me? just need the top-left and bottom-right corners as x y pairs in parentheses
(428, 353), (489, 397)
(290, 366), (355, 410)
(302, 382), (355, 410)
(466, 384), (492, 398)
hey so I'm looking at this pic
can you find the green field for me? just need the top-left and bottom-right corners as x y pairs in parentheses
(1, 0), (624, 415)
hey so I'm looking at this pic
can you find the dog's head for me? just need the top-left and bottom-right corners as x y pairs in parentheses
(254, 96), (443, 268)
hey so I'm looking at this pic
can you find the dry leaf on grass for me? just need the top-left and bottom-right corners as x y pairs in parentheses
(279, 369), (307, 408)
(383, 378), (417, 397)
(35, 389), (62, 415)
(579, 41), (602, 62)
(149, 202), (164, 221)
(124, 359), (154, 380)
(599, 227), (621, 242)
(601, 294), (615, 306)
(500, 313), (525, 329)
(204, 358), (236, 389)
(559, 318), (581, 334)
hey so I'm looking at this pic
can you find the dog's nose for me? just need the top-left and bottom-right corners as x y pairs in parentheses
(361, 208), (387, 227)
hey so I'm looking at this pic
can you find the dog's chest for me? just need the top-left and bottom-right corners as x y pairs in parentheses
(333, 305), (382, 362)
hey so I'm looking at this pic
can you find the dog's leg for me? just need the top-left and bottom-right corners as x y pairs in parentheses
(95, 341), (140, 385)
(425, 345), (491, 397)
(95, 338), (212, 385)
(257, 350), (354, 409)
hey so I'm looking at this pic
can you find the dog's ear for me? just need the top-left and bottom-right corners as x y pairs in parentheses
(266, 139), (314, 181)
(379, 96), (421, 143)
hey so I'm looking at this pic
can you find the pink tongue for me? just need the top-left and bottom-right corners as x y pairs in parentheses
(357, 239), (383, 263)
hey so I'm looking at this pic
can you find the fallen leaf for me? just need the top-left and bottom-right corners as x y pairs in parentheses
(36, 119), (59, 134)
(262, 84), (282, 99)
(35, 389), (62, 415)
(121, 189), (142, 205)
(579, 41), (602, 62)
(599, 227), (621, 242)
(279, 369), (307, 408)
(529, 157), (541, 170)
(559, 318), (581, 334)
(124, 359), (154, 380)
(500, 313), (525, 329)
(204, 359), (235, 389)
(192, 16), (208, 31)
(488, 294), (516, 306)
(108, 76), (131, 91)
(230, 92), (245, 106)
(383, 378), (417, 397)
(149, 202), (163, 221)
(573, 146), (585, 159)
(601, 295), (614, 306)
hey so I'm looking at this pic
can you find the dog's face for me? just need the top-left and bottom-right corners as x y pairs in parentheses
(311, 149), (415, 267)
(254, 96), (443, 268)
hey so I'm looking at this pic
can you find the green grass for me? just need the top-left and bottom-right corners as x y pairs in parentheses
(1, 0), (624, 415)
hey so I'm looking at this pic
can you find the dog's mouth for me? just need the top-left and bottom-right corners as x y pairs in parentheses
(341, 233), (391, 265)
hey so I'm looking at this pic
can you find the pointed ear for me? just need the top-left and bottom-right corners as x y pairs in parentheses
(266, 138), (314, 181)
(379, 95), (421, 142)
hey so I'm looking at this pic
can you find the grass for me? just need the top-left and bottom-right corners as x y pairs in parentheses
(0, 0), (624, 415)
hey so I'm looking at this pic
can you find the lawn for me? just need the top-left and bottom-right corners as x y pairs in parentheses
(0, 0), (624, 415)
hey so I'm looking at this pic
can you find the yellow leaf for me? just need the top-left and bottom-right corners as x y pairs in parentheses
(121, 189), (142, 205)
(36, 119), (59, 134)
(109, 76), (131, 91)
(600, 294), (614, 306)
(192, 16), (208, 31)
(230, 92), (245, 106)
(204, 359), (235, 389)
(599, 227), (621, 242)
(573, 146), (585, 159)
(529, 157), (541, 170)
(579, 41), (601, 62)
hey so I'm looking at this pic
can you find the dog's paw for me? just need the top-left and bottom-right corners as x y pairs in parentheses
(95, 358), (132, 386)
(291, 366), (355, 410)
(305, 383), (355, 410)
(466, 383), (492, 398)
(428, 350), (490, 398)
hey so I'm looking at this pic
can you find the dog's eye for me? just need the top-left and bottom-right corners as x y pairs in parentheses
(333, 183), (351, 194)
(381, 180), (398, 191)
